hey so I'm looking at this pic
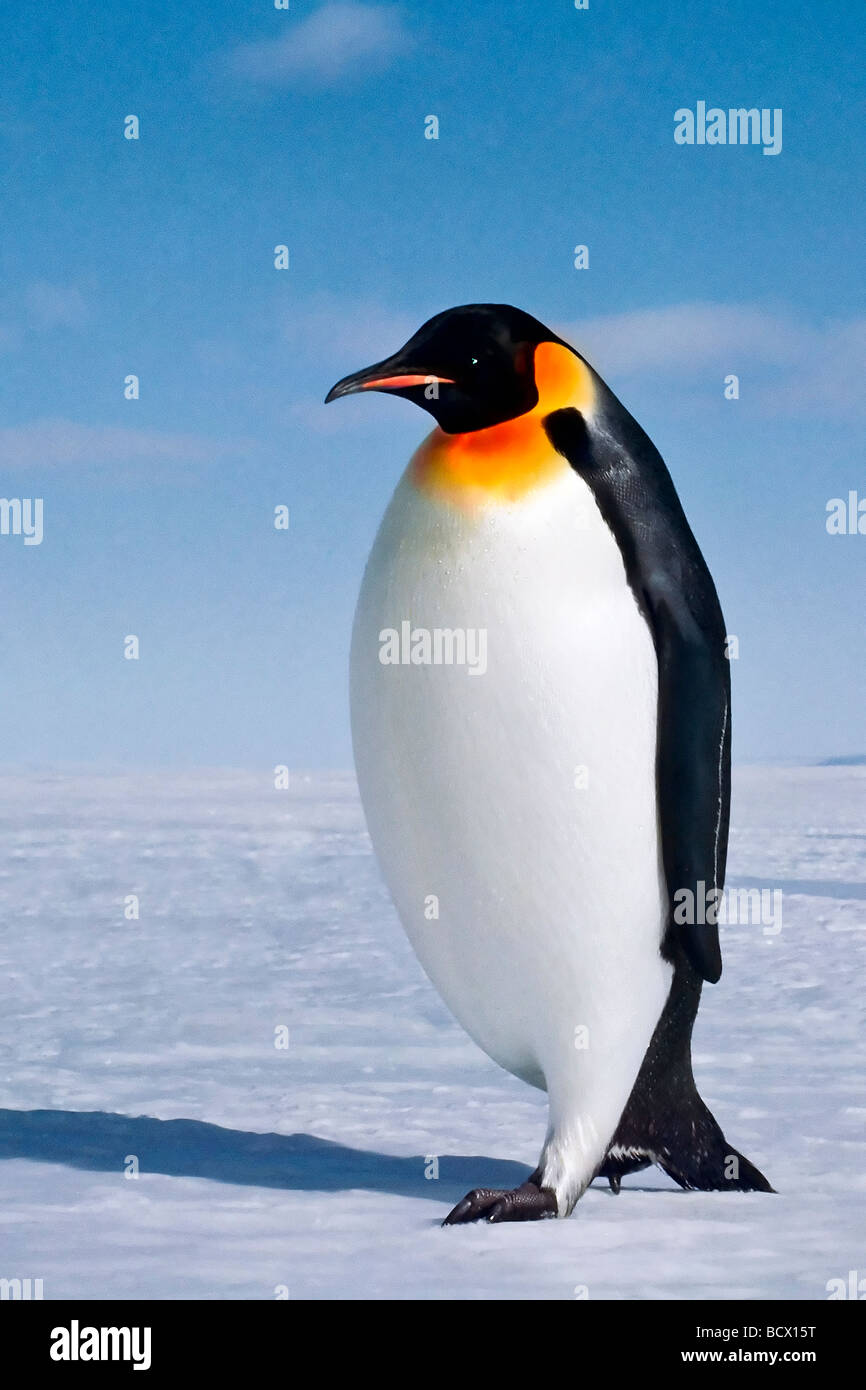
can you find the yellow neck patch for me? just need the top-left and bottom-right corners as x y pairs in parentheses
(411, 341), (594, 506)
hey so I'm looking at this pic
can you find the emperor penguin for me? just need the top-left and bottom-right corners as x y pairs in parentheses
(326, 304), (773, 1223)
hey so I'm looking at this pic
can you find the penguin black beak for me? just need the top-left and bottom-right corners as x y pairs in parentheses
(325, 355), (453, 403)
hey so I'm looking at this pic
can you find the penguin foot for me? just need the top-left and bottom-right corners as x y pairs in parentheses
(442, 1180), (558, 1225)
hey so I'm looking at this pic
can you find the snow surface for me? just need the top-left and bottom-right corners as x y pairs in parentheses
(0, 765), (863, 1300)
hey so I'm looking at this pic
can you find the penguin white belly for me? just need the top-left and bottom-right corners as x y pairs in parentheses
(350, 458), (673, 1209)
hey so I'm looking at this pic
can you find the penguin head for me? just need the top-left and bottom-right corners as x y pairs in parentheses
(325, 304), (568, 434)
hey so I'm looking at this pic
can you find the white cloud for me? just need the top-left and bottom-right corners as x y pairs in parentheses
(26, 281), (88, 329)
(760, 316), (866, 417)
(282, 293), (416, 368)
(562, 303), (866, 417)
(0, 420), (257, 470)
(562, 303), (808, 375)
(193, 337), (247, 370)
(290, 395), (371, 435)
(228, 3), (410, 84)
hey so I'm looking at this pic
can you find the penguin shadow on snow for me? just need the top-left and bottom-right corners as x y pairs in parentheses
(0, 1108), (702, 1217)
(0, 1108), (535, 1206)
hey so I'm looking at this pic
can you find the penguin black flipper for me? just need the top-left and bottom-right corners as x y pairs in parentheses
(544, 401), (729, 984)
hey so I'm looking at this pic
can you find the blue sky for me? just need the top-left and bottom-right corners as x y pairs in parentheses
(1, 0), (863, 767)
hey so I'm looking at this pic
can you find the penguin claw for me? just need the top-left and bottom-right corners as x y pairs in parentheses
(442, 1181), (558, 1226)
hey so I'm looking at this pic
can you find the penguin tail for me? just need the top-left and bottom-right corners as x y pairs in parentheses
(656, 1122), (776, 1194)
(598, 1098), (775, 1194)
(598, 960), (775, 1195)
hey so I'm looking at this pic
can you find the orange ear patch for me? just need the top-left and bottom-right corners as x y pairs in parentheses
(411, 342), (594, 506)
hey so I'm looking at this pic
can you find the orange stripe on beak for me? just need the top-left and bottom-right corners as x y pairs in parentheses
(360, 374), (455, 390)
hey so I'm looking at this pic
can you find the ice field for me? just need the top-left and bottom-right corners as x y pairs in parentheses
(0, 764), (863, 1299)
